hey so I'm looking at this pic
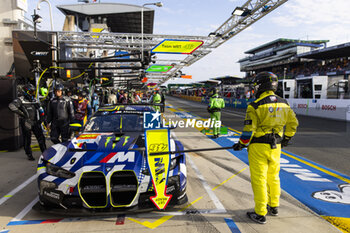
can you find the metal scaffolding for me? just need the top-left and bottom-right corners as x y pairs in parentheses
(56, 0), (288, 87)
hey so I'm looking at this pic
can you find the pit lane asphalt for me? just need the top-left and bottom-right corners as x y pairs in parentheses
(166, 96), (350, 177)
(0, 100), (343, 233)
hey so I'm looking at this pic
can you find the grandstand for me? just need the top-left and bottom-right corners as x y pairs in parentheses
(238, 38), (350, 99)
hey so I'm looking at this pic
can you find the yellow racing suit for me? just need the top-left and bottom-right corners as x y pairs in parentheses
(238, 90), (298, 216)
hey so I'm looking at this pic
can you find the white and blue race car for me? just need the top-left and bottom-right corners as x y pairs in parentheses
(37, 105), (187, 211)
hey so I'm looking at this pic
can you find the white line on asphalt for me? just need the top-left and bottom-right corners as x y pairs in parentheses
(170, 132), (226, 212)
(187, 155), (226, 212)
(135, 209), (227, 218)
(0, 174), (38, 206)
(11, 197), (39, 222)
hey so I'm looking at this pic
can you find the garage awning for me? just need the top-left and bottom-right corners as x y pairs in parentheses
(57, 3), (154, 34)
(298, 42), (350, 60)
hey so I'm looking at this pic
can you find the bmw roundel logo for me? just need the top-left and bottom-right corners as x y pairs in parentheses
(70, 158), (76, 164)
(268, 107), (274, 113)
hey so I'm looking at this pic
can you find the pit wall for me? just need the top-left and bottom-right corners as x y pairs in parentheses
(172, 95), (350, 122)
(287, 99), (350, 122)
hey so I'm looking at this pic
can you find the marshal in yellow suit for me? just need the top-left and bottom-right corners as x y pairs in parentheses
(233, 72), (298, 223)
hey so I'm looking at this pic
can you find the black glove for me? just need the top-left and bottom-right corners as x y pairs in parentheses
(233, 142), (245, 151)
(281, 136), (292, 147)
(24, 119), (33, 130)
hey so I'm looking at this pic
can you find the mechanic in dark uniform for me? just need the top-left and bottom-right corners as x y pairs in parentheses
(8, 84), (47, 160)
(47, 84), (74, 144)
(233, 72), (298, 224)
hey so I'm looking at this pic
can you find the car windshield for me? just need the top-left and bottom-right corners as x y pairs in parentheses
(84, 114), (144, 132)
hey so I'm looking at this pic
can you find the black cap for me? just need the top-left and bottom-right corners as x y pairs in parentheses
(54, 84), (64, 91)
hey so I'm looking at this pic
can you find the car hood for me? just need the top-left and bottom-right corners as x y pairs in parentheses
(41, 132), (144, 168)
(68, 132), (141, 152)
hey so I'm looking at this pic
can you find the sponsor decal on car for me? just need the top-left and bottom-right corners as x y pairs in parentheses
(77, 134), (100, 140)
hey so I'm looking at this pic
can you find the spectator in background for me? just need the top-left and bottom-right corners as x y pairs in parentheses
(73, 90), (92, 127)
(66, 88), (73, 98)
(131, 92), (141, 103)
(118, 90), (125, 103)
(149, 92), (154, 103)
(108, 90), (117, 105)
(92, 93), (100, 112)
(119, 92), (128, 104)
(246, 91), (251, 99)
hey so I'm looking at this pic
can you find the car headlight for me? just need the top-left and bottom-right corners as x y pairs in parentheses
(46, 162), (75, 179)
(169, 158), (178, 171)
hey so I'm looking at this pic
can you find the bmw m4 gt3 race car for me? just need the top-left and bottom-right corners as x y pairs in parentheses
(37, 105), (187, 211)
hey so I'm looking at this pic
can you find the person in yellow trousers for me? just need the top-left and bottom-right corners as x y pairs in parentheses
(208, 88), (225, 139)
(233, 71), (298, 224)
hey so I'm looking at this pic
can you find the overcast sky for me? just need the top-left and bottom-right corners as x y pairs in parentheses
(26, 0), (350, 84)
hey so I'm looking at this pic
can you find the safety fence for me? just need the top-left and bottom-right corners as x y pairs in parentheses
(172, 95), (350, 121)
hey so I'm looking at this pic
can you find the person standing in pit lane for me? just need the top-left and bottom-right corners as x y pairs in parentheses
(118, 90), (124, 103)
(153, 91), (161, 112)
(160, 91), (165, 112)
(108, 89), (117, 105)
(73, 90), (92, 127)
(8, 84), (47, 160)
(47, 84), (75, 144)
(207, 88), (225, 139)
(91, 93), (100, 113)
(131, 92), (141, 104)
(65, 87), (73, 98)
(233, 71), (298, 224)
(119, 92), (129, 104)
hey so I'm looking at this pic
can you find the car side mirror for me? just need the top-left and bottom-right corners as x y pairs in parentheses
(70, 123), (82, 128)
(70, 123), (83, 132)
